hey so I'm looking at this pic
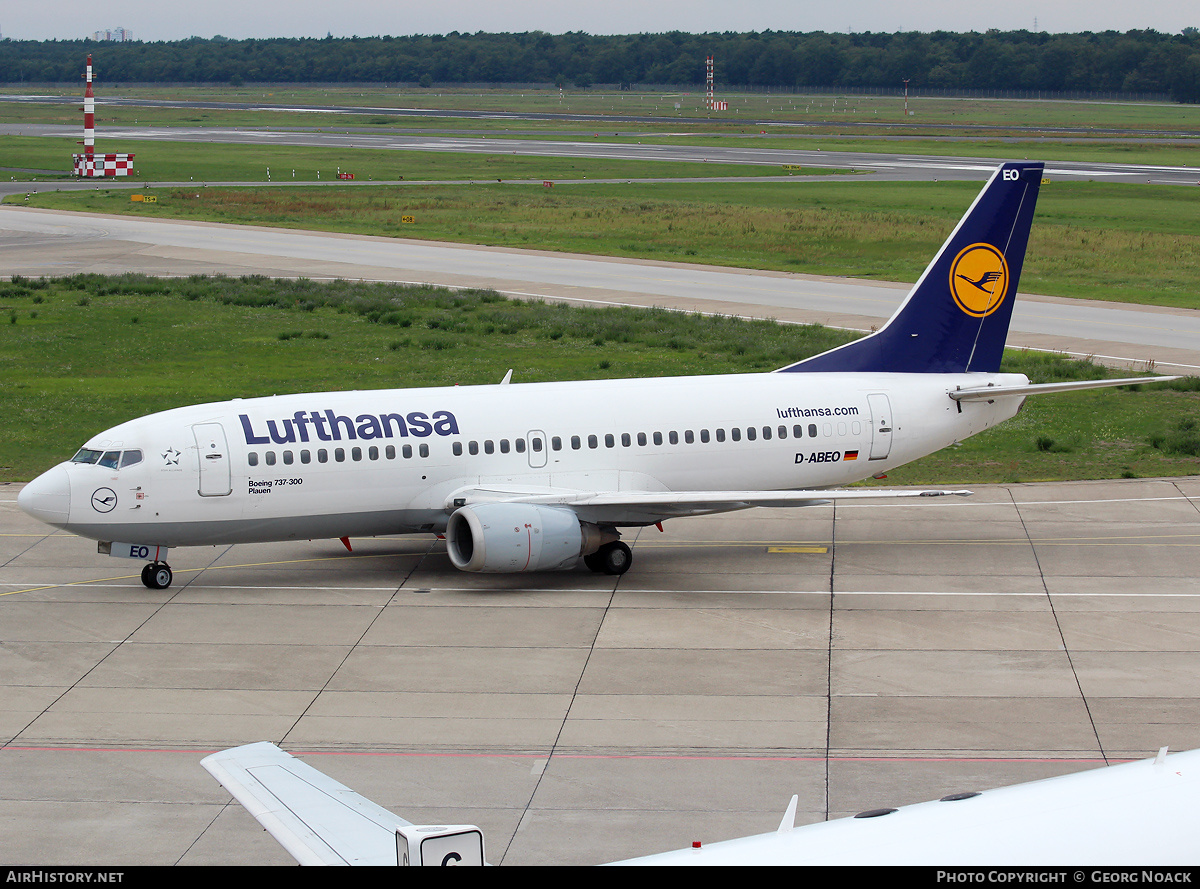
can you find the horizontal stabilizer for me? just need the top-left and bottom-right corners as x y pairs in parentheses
(950, 375), (1181, 402)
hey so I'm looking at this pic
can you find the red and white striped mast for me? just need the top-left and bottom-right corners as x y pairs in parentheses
(81, 55), (95, 163)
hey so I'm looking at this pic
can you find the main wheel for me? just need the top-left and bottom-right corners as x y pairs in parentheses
(597, 541), (632, 576)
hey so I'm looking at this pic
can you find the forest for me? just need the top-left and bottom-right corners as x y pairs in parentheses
(1, 29), (1199, 102)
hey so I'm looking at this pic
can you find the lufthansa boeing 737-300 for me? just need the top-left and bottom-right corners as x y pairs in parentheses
(17, 161), (1178, 588)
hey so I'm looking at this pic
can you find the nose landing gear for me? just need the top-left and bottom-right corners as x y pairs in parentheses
(140, 562), (173, 590)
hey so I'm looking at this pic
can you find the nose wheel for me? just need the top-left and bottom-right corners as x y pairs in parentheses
(141, 562), (173, 590)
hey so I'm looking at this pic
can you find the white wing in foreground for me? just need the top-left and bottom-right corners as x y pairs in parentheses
(612, 746), (1200, 866)
(202, 741), (409, 865)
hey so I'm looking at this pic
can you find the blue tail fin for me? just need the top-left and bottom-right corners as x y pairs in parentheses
(780, 161), (1043, 374)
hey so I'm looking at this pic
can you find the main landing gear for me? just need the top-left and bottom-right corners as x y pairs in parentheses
(584, 540), (632, 576)
(141, 562), (173, 590)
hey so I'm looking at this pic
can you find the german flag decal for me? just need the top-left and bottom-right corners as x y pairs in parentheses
(844, 450), (859, 461)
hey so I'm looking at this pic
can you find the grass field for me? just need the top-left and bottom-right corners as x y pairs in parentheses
(6, 84), (1200, 134)
(1, 274), (1196, 484)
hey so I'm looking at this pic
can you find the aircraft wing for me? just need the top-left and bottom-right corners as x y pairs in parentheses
(448, 485), (971, 521)
(201, 741), (411, 866)
(613, 747), (1200, 866)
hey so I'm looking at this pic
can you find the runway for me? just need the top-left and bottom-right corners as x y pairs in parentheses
(2, 477), (1199, 864)
(3, 206), (1199, 371)
(5, 123), (1200, 185)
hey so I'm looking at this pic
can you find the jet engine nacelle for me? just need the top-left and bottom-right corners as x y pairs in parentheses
(445, 503), (599, 573)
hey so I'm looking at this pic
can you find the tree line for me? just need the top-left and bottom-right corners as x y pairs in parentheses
(2, 29), (1199, 102)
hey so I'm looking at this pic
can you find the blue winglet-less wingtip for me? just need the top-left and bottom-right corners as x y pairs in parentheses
(779, 161), (1044, 375)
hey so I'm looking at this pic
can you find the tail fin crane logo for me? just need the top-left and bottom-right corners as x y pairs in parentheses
(949, 243), (1009, 318)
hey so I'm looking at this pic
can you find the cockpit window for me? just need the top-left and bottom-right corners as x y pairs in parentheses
(72, 448), (143, 469)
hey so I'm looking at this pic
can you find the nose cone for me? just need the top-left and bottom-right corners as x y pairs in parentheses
(18, 466), (71, 527)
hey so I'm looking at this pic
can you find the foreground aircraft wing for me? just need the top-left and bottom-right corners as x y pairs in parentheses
(201, 742), (412, 865)
(205, 744), (1200, 865)
(447, 485), (972, 521)
(614, 747), (1200, 866)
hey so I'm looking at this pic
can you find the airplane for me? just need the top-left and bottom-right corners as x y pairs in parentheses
(200, 740), (1200, 865)
(17, 161), (1178, 589)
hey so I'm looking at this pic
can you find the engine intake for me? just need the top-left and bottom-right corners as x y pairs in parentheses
(446, 503), (600, 573)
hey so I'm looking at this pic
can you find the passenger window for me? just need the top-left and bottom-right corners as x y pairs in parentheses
(684, 430), (694, 444)
(318, 449), (328, 463)
(402, 445), (413, 458)
(621, 433), (631, 447)
(385, 445), (395, 460)
(283, 450), (294, 465)
(453, 442), (463, 456)
(778, 426), (787, 439)
(588, 435), (598, 449)
(668, 431), (678, 445)
(731, 428), (741, 441)
(747, 427), (757, 441)
(716, 428), (726, 442)
(335, 448), (345, 462)
(809, 424), (818, 438)
(516, 439), (526, 454)
(248, 452), (259, 467)
(794, 425), (804, 438)
(571, 436), (581, 450)
(762, 427), (772, 441)
(265, 451), (277, 466)
(500, 439), (510, 454)
(653, 432), (663, 446)
(352, 447), (362, 462)
(532, 438), (543, 452)
(301, 449), (312, 464)
(637, 432), (647, 446)
(469, 441), (479, 455)
(119, 450), (143, 468)
(605, 434), (615, 448)
(369, 446), (379, 460)
(700, 429), (710, 443)
(419, 443), (429, 458)
(484, 440), (494, 454)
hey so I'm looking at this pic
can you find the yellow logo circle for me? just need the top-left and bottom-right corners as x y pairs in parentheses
(949, 243), (1009, 318)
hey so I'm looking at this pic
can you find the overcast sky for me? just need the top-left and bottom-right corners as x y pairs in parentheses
(2, 0), (1195, 42)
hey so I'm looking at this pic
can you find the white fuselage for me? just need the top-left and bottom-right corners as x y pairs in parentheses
(27, 370), (1026, 550)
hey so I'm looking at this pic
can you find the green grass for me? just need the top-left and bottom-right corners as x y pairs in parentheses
(1, 274), (1195, 483)
(0, 133), (808, 183)
(6, 85), (1200, 134)
(13, 177), (1200, 309)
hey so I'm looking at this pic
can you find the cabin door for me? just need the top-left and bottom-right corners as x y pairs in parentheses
(193, 423), (232, 496)
(526, 430), (548, 469)
(867, 394), (893, 460)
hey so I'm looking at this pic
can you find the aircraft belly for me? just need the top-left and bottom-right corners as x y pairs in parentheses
(66, 508), (445, 547)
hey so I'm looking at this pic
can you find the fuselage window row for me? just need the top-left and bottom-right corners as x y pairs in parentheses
(248, 443), (429, 467)
(246, 423), (840, 466)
